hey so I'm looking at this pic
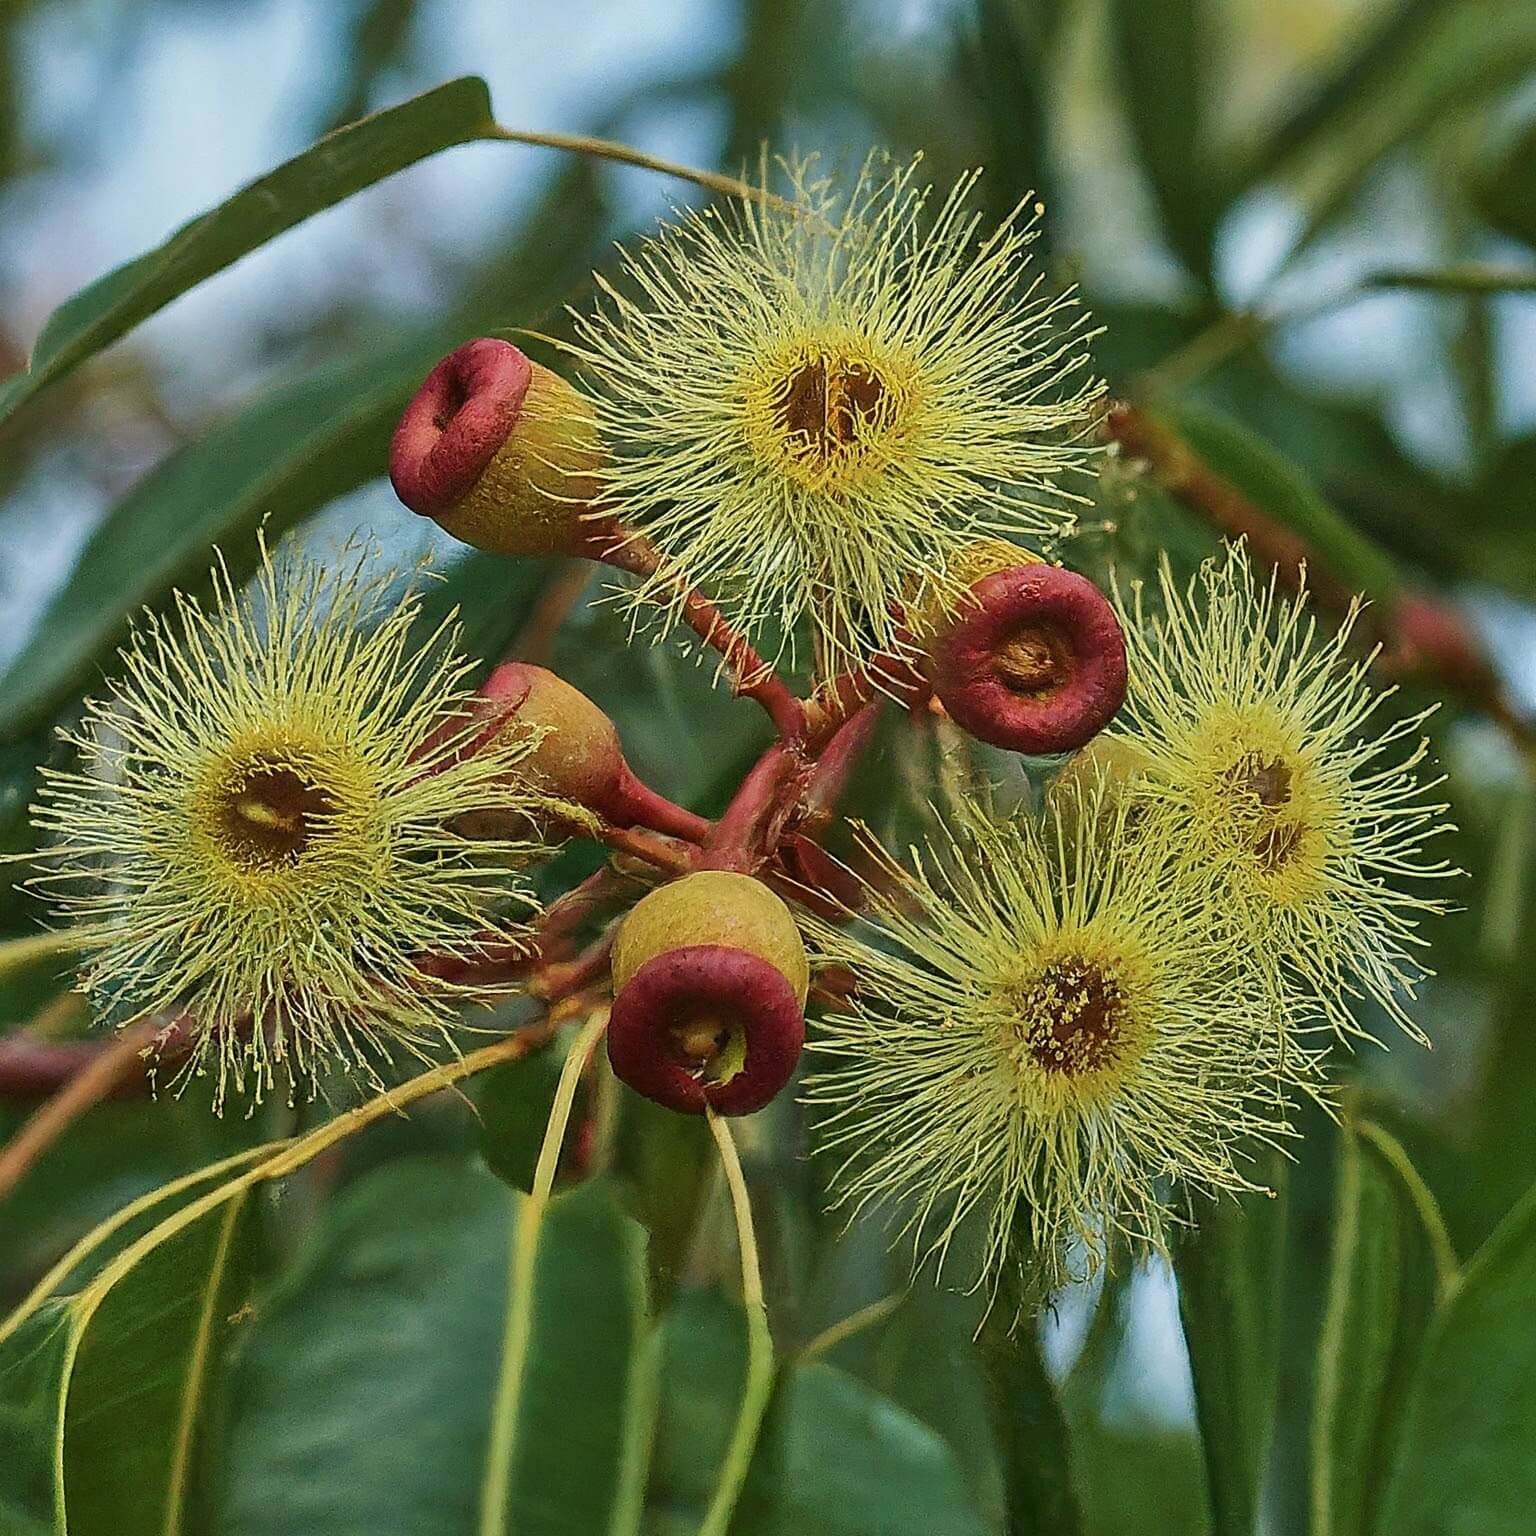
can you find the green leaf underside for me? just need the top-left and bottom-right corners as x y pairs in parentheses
(221, 1159), (653, 1536)
(1176, 1160), (1289, 1536)
(1375, 1175), (1536, 1536)
(0, 77), (496, 429)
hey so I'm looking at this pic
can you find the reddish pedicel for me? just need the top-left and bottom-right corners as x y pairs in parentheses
(932, 564), (1127, 755)
(389, 338), (532, 517)
(607, 944), (804, 1116)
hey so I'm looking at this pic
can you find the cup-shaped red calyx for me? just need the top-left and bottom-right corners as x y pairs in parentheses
(932, 564), (1127, 755)
(607, 944), (804, 1116)
(389, 338), (533, 517)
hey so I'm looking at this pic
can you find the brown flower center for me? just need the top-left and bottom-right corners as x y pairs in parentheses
(994, 628), (1067, 695)
(776, 357), (889, 459)
(1232, 752), (1293, 808)
(215, 760), (338, 869)
(1226, 752), (1304, 871)
(1017, 958), (1126, 1077)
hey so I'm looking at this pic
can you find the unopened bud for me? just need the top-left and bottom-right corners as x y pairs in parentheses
(607, 872), (809, 1115)
(389, 338), (606, 557)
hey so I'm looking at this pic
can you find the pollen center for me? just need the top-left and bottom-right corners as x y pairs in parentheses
(213, 760), (339, 869)
(1225, 750), (1308, 872)
(668, 1012), (747, 1085)
(775, 356), (891, 463)
(1232, 752), (1292, 808)
(1016, 958), (1127, 1077)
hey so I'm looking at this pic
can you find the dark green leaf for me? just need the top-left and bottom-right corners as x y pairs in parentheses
(648, 1289), (990, 1536)
(0, 78), (496, 427)
(980, 1311), (1080, 1536)
(0, 1182), (264, 1535)
(1106, 0), (1219, 282)
(1177, 1156), (1289, 1536)
(474, 1035), (568, 1194)
(222, 1159), (652, 1536)
(0, 329), (461, 742)
(60, 1189), (262, 1535)
(1375, 1175), (1536, 1536)
(1474, 114), (1536, 247)
(1309, 1122), (1440, 1536)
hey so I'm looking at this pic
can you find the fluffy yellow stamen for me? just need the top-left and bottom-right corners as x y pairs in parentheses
(1109, 546), (1456, 1043)
(803, 783), (1316, 1297)
(571, 153), (1102, 669)
(27, 541), (553, 1108)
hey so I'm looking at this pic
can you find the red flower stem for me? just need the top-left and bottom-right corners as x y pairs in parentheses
(612, 764), (713, 842)
(800, 703), (882, 835)
(701, 745), (805, 873)
(596, 821), (697, 875)
(593, 533), (807, 744)
(1104, 400), (1535, 757)
(803, 650), (928, 753)
(528, 929), (618, 1002)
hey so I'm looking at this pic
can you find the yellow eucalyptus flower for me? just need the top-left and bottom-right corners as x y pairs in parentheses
(1110, 546), (1455, 1043)
(571, 153), (1101, 666)
(27, 542), (550, 1107)
(804, 785), (1310, 1298)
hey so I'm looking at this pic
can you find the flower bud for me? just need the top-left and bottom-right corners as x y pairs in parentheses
(926, 562), (1127, 755)
(389, 338), (606, 557)
(608, 871), (809, 1115)
(477, 662), (625, 817)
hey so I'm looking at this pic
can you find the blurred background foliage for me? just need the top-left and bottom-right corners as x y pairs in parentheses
(1, 1), (1535, 1533)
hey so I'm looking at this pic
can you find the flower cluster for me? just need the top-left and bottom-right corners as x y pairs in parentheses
(14, 151), (1456, 1308)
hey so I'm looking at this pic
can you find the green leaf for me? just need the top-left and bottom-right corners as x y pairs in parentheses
(1273, 4), (1536, 261)
(1162, 402), (1403, 608)
(1177, 1157), (1289, 1536)
(474, 1035), (568, 1194)
(647, 1289), (990, 1536)
(1474, 115), (1536, 247)
(0, 77), (496, 428)
(1106, 0), (1219, 282)
(222, 1159), (653, 1536)
(1309, 1122), (1440, 1536)
(980, 1313), (1080, 1536)
(1375, 1175), (1536, 1536)
(0, 1185), (263, 1535)
(0, 329), (459, 742)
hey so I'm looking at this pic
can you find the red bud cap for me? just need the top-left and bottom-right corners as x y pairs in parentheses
(931, 564), (1127, 755)
(608, 944), (804, 1115)
(389, 339), (606, 558)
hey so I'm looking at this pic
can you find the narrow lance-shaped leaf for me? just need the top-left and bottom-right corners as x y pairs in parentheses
(1375, 1172), (1536, 1535)
(1309, 1120), (1442, 1536)
(1106, 0), (1220, 282)
(0, 77), (497, 427)
(1177, 1156), (1289, 1536)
